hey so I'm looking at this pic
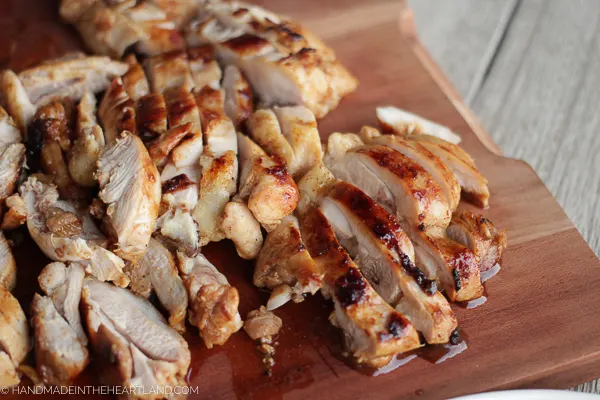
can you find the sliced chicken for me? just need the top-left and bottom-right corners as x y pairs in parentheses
(164, 87), (203, 168)
(68, 92), (105, 187)
(0, 143), (25, 211)
(410, 134), (490, 208)
(121, 54), (150, 101)
(20, 177), (130, 286)
(75, 2), (147, 58)
(156, 173), (200, 255)
(300, 208), (420, 367)
(323, 131), (364, 166)
(188, 45), (222, 90)
(17, 55), (128, 106)
(247, 106), (322, 179)
(29, 101), (87, 200)
(0, 106), (22, 148)
(129, 238), (188, 332)
(194, 86), (237, 157)
(320, 182), (457, 344)
(177, 252), (243, 348)
(31, 293), (89, 385)
(0, 233), (16, 291)
(146, 51), (194, 94)
(97, 134), (161, 263)
(447, 211), (507, 272)
(136, 93), (168, 142)
(59, 0), (98, 23)
(98, 77), (137, 145)
(0, 287), (30, 386)
(376, 106), (461, 144)
(125, 4), (186, 56)
(221, 200), (263, 260)
(38, 262), (87, 344)
(147, 123), (193, 169)
(326, 144), (482, 301)
(367, 133), (461, 211)
(222, 65), (253, 128)
(1, 70), (37, 134)
(236, 132), (299, 230)
(1, 194), (27, 230)
(82, 279), (190, 393)
(255, 215), (323, 310)
(149, 0), (197, 28)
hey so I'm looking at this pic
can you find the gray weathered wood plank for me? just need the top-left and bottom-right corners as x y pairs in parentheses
(411, 0), (600, 394)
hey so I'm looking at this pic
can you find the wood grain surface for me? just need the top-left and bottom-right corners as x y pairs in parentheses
(2, 0), (600, 399)
(409, 1), (600, 393)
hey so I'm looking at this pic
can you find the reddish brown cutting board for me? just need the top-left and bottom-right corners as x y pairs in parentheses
(3, 1), (600, 399)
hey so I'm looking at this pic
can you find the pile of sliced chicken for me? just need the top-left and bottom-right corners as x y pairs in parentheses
(0, 0), (509, 392)
(59, 0), (358, 119)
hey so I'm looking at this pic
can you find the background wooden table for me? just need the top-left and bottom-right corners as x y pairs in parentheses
(408, 0), (600, 394)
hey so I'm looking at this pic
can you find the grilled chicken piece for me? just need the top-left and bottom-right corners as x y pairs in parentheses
(1, 194), (27, 230)
(150, 0), (197, 28)
(367, 133), (461, 211)
(164, 87), (203, 168)
(221, 201), (263, 260)
(31, 293), (89, 386)
(125, 3), (186, 56)
(236, 132), (299, 230)
(0, 70), (37, 134)
(128, 238), (188, 332)
(146, 51), (194, 94)
(320, 182), (457, 344)
(326, 144), (482, 301)
(98, 77), (137, 145)
(17, 55), (128, 106)
(247, 106), (323, 179)
(177, 252), (243, 348)
(0, 233), (16, 291)
(300, 208), (420, 367)
(0, 288), (30, 387)
(38, 262), (87, 344)
(97, 134), (161, 263)
(121, 54), (150, 101)
(59, 0), (98, 23)
(447, 211), (507, 272)
(68, 92), (105, 187)
(323, 132), (364, 166)
(376, 106), (461, 144)
(75, 2), (147, 58)
(157, 173), (200, 255)
(410, 134), (490, 208)
(195, 86), (237, 156)
(188, 45), (222, 90)
(255, 215), (322, 310)
(0, 109), (26, 212)
(29, 101), (87, 200)
(147, 123), (192, 169)
(20, 177), (130, 286)
(222, 65), (253, 128)
(82, 279), (191, 394)
(137, 93), (168, 142)
(244, 306), (282, 340)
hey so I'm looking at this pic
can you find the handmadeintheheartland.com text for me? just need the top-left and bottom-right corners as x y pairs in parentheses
(1, 385), (199, 396)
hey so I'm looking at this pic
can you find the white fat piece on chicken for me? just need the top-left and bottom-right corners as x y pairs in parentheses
(0, 233), (16, 292)
(0, 288), (30, 387)
(75, 2), (147, 58)
(236, 132), (299, 230)
(17, 55), (128, 106)
(129, 238), (188, 332)
(0, 70), (36, 134)
(31, 293), (89, 386)
(177, 252), (243, 348)
(320, 181), (457, 344)
(82, 279), (190, 392)
(300, 208), (420, 368)
(97, 134), (161, 264)
(376, 106), (461, 144)
(255, 215), (323, 310)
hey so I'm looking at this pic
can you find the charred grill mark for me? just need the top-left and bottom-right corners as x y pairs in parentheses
(187, 45), (216, 63)
(223, 34), (271, 55)
(330, 183), (437, 295)
(335, 268), (366, 308)
(166, 90), (197, 126)
(359, 146), (424, 181)
(452, 268), (462, 291)
(380, 313), (408, 341)
(162, 174), (194, 194)
(137, 93), (167, 141)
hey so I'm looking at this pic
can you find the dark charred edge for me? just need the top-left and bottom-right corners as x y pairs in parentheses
(162, 174), (195, 194)
(379, 313), (409, 342)
(137, 93), (167, 142)
(449, 328), (461, 345)
(222, 33), (272, 54)
(452, 268), (462, 291)
(334, 268), (367, 308)
(399, 253), (437, 296)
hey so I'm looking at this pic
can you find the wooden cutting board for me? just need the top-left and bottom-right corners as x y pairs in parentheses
(3, 0), (600, 399)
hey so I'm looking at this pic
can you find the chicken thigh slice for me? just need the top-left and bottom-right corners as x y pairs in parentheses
(0, 233), (16, 291)
(177, 252), (243, 348)
(146, 51), (194, 94)
(221, 201), (263, 260)
(0, 288), (30, 385)
(376, 106), (461, 144)
(121, 54), (150, 102)
(0, 70), (36, 135)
